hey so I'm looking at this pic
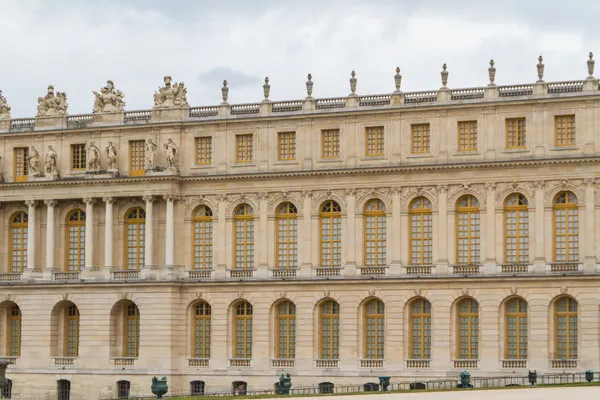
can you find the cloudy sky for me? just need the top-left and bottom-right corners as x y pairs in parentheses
(1, 0), (598, 117)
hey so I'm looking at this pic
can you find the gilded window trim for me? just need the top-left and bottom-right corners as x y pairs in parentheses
(554, 115), (576, 147)
(277, 132), (296, 161)
(365, 126), (384, 157)
(409, 298), (431, 360)
(505, 118), (526, 149)
(363, 199), (386, 267)
(363, 299), (385, 359)
(458, 121), (478, 152)
(195, 136), (213, 165)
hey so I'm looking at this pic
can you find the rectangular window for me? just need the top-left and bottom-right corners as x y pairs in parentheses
(195, 137), (212, 164)
(278, 132), (296, 161)
(366, 127), (384, 156)
(14, 147), (28, 182)
(70, 144), (87, 170)
(236, 134), (253, 162)
(129, 140), (145, 176)
(411, 124), (431, 153)
(321, 129), (340, 158)
(506, 118), (526, 149)
(555, 115), (576, 147)
(458, 121), (477, 151)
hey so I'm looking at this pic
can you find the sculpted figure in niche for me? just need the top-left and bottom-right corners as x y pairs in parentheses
(93, 80), (125, 113)
(164, 138), (179, 170)
(36, 85), (68, 117)
(0, 90), (11, 120)
(86, 141), (101, 172)
(44, 145), (58, 176)
(105, 141), (118, 172)
(27, 146), (41, 176)
(145, 137), (157, 170)
(153, 76), (189, 109)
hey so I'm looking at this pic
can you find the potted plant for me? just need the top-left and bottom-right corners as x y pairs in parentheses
(585, 370), (594, 383)
(528, 370), (537, 386)
(151, 376), (168, 399)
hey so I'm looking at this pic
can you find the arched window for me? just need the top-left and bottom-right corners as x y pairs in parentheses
(319, 300), (340, 360)
(364, 299), (384, 359)
(410, 298), (431, 360)
(364, 200), (386, 267)
(456, 195), (480, 265)
(276, 203), (298, 269)
(193, 302), (211, 359)
(117, 380), (130, 399)
(125, 207), (146, 270)
(504, 194), (529, 265)
(234, 302), (252, 359)
(57, 379), (70, 400)
(191, 381), (205, 396)
(505, 298), (527, 360)
(276, 301), (296, 359)
(409, 197), (433, 265)
(555, 297), (578, 360)
(8, 304), (21, 357)
(553, 192), (579, 262)
(193, 205), (213, 269)
(66, 209), (86, 272)
(318, 382), (334, 394)
(234, 204), (254, 269)
(9, 212), (27, 273)
(66, 304), (80, 357)
(125, 303), (140, 358)
(320, 201), (342, 268)
(457, 298), (479, 360)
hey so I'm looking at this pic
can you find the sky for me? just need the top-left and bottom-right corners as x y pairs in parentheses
(1, 0), (599, 117)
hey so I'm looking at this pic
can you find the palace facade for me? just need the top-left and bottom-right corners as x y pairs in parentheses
(1, 58), (600, 399)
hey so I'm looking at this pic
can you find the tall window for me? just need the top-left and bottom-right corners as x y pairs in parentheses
(125, 207), (145, 270)
(14, 147), (28, 182)
(505, 298), (527, 360)
(555, 297), (578, 360)
(276, 301), (296, 359)
(195, 136), (212, 164)
(125, 303), (140, 358)
(66, 304), (80, 357)
(57, 379), (71, 400)
(456, 195), (480, 265)
(504, 194), (529, 265)
(278, 132), (296, 161)
(117, 381), (130, 399)
(554, 191), (579, 262)
(364, 299), (384, 359)
(366, 127), (384, 156)
(506, 118), (526, 149)
(319, 300), (340, 360)
(276, 202), (298, 269)
(457, 298), (479, 360)
(191, 381), (205, 396)
(320, 201), (342, 268)
(234, 204), (254, 269)
(410, 197), (433, 265)
(129, 140), (145, 176)
(458, 121), (477, 151)
(321, 129), (340, 158)
(410, 298), (431, 360)
(364, 199), (386, 267)
(193, 302), (211, 359)
(411, 123), (431, 153)
(66, 209), (85, 272)
(192, 205), (213, 269)
(236, 134), (253, 162)
(9, 212), (28, 273)
(70, 144), (86, 170)
(555, 115), (576, 147)
(234, 302), (253, 359)
(8, 304), (21, 357)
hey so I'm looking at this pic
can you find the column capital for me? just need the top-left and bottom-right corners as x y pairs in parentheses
(163, 194), (176, 202)
(44, 199), (57, 208)
(103, 196), (117, 205)
(142, 195), (156, 203)
(25, 200), (37, 208)
(83, 197), (96, 205)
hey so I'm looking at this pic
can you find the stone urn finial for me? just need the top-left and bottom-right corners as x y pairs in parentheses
(394, 67), (402, 93)
(588, 52), (595, 79)
(537, 55), (545, 83)
(488, 59), (496, 86)
(441, 63), (448, 88)
(306, 73), (313, 98)
(263, 77), (270, 101)
(349, 70), (357, 96)
(221, 80), (229, 104)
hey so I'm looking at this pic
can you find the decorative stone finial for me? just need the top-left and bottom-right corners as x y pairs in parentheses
(306, 73), (313, 98)
(349, 70), (357, 96)
(263, 77), (270, 101)
(536, 55), (545, 83)
(93, 80), (125, 113)
(587, 52), (595, 79)
(441, 63), (448, 88)
(221, 80), (229, 104)
(36, 85), (68, 117)
(394, 67), (402, 93)
(488, 59), (496, 86)
(0, 90), (10, 120)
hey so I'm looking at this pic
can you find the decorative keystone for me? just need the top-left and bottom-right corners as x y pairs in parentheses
(394, 67), (402, 93)
(488, 59), (496, 86)
(537, 55), (545, 83)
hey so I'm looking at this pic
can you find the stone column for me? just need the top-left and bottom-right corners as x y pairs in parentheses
(257, 193), (268, 278)
(142, 195), (155, 268)
(25, 200), (37, 271)
(164, 195), (175, 266)
(484, 184), (497, 274)
(83, 198), (95, 269)
(344, 189), (357, 276)
(44, 200), (57, 271)
(390, 188), (401, 274)
(215, 195), (227, 279)
(584, 179), (596, 273)
(103, 197), (115, 268)
(533, 182), (546, 273)
(436, 186), (449, 275)
(300, 191), (312, 277)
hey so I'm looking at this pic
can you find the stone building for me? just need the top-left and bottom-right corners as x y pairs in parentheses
(0, 57), (600, 399)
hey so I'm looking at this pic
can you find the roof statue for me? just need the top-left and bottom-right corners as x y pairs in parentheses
(0, 90), (10, 120)
(153, 76), (189, 109)
(93, 80), (125, 113)
(36, 85), (68, 117)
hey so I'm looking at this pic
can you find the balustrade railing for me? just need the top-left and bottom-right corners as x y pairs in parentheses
(359, 94), (391, 106)
(9, 118), (35, 132)
(405, 265), (433, 275)
(271, 268), (297, 278)
(501, 264), (529, 274)
(0, 273), (22, 282)
(451, 88), (485, 100)
(271, 359), (295, 368)
(54, 357), (76, 366)
(406, 359), (431, 369)
(548, 81), (584, 93)
(229, 269), (254, 279)
(359, 359), (384, 368)
(66, 114), (93, 128)
(124, 110), (151, 123)
(188, 358), (210, 367)
(189, 269), (212, 280)
(501, 359), (527, 369)
(315, 359), (338, 368)
(452, 264), (481, 275)
(550, 262), (580, 273)
(230, 103), (260, 115)
(272, 100), (303, 112)
(0, 356), (17, 364)
(315, 267), (341, 277)
(359, 266), (386, 276)
(550, 359), (578, 369)
(111, 270), (141, 280)
(315, 97), (346, 109)
(111, 357), (136, 366)
(189, 106), (219, 118)
(229, 358), (252, 367)
(498, 84), (533, 97)
(53, 272), (80, 282)
(404, 91), (438, 103)
(453, 359), (479, 369)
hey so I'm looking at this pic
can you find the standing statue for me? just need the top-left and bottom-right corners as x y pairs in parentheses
(44, 145), (58, 176)
(153, 76), (189, 109)
(93, 80), (126, 113)
(145, 137), (157, 170)
(105, 141), (118, 172)
(86, 141), (101, 172)
(27, 146), (41, 176)
(164, 138), (179, 170)
(36, 85), (68, 117)
(0, 90), (11, 120)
